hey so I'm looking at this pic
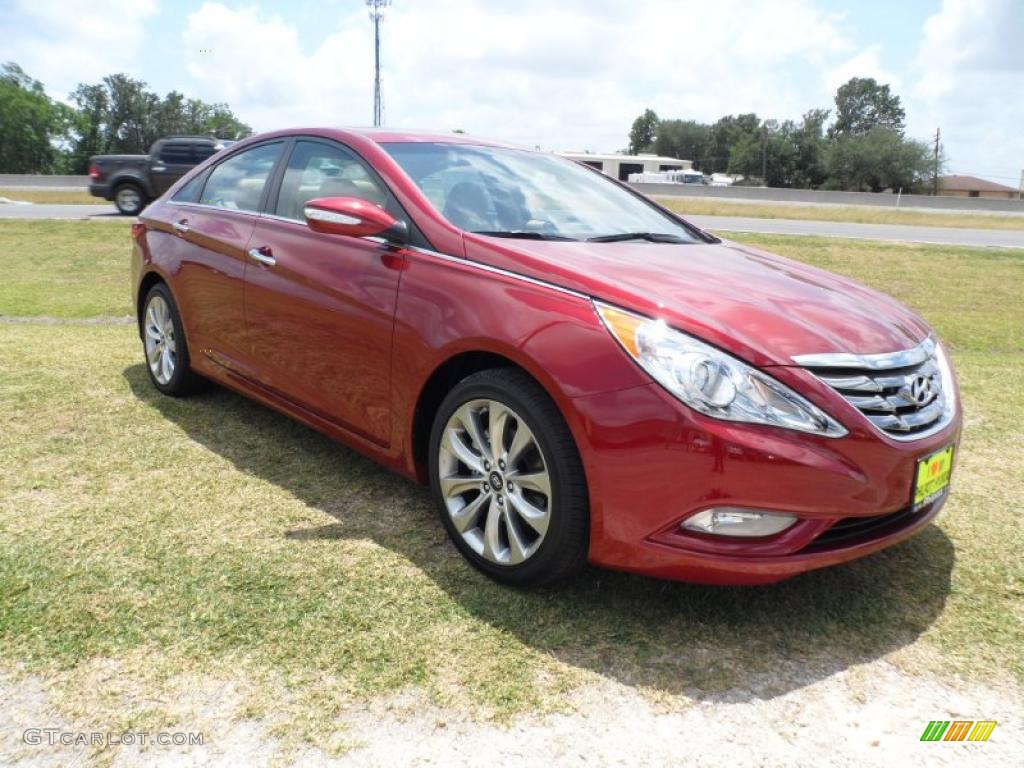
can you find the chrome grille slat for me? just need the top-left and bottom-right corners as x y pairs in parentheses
(798, 337), (953, 441)
(847, 394), (894, 412)
(818, 374), (882, 392)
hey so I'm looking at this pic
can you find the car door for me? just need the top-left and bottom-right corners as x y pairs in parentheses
(151, 141), (194, 197)
(242, 138), (406, 446)
(166, 140), (285, 374)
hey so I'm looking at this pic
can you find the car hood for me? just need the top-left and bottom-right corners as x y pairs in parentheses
(462, 235), (931, 367)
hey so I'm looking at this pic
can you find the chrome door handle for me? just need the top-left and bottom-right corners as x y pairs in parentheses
(152, 165), (167, 172)
(172, 220), (189, 233)
(247, 247), (276, 266)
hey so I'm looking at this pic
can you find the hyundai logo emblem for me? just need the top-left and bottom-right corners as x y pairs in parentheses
(903, 374), (935, 407)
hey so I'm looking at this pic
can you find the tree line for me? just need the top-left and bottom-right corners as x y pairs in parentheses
(627, 77), (939, 192)
(0, 62), (252, 174)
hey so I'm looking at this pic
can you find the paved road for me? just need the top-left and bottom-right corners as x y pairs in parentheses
(2, 203), (1023, 248)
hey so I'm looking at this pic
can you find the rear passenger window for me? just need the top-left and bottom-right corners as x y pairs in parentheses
(159, 143), (193, 164)
(200, 142), (282, 212)
(172, 172), (206, 203)
(275, 141), (389, 222)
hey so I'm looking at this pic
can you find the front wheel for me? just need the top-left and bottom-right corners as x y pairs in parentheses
(429, 368), (589, 586)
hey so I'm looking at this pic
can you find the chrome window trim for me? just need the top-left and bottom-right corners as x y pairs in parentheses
(168, 200), (262, 218)
(165, 201), (588, 300)
(791, 336), (935, 370)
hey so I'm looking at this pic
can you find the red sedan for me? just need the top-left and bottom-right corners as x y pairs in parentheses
(131, 128), (961, 586)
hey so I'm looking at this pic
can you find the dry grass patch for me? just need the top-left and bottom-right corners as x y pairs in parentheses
(0, 187), (98, 204)
(0, 225), (1022, 761)
(658, 196), (1024, 231)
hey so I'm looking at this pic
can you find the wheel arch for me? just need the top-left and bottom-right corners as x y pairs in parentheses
(135, 268), (177, 339)
(409, 348), (580, 485)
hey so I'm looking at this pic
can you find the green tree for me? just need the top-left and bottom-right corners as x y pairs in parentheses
(829, 77), (905, 138)
(824, 127), (931, 192)
(65, 75), (252, 173)
(791, 108), (830, 188)
(727, 119), (799, 187)
(0, 63), (71, 173)
(628, 108), (659, 154)
(705, 113), (760, 174)
(653, 119), (712, 169)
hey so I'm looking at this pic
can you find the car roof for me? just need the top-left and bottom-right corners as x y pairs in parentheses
(264, 126), (527, 151)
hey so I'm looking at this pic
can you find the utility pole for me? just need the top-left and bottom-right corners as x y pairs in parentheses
(1019, 169), (1023, 200)
(932, 127), (941, 196)
(367, 0), (391, 127)
(761, 123), (767, 185)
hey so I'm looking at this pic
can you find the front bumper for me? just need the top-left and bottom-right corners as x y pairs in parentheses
(570, 382), (961, 585)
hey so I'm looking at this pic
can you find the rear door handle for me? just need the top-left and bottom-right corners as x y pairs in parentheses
(172, 220), (189, 233)
(247, 247), (276, 267)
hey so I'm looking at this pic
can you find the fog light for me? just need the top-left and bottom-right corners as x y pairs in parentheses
(680, 507), (797, 537)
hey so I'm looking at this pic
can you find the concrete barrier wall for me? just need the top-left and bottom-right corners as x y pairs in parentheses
(3, 173), (1023, 213)
(0, 175), (90, 189)
(631, 182), (1024, 213)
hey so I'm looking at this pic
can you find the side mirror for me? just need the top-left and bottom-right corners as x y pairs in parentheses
(303, 196), (409, 246)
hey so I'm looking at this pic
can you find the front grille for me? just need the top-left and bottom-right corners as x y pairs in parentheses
(795, 337), (952, 440)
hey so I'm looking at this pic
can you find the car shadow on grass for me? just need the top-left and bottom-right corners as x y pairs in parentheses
(124, 365), (955, 702)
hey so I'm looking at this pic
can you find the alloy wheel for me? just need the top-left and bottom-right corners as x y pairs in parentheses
(437, 398), (553, 565)
(144, 294), (176, 385)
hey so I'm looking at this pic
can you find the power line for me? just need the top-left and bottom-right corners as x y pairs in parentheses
(367, 0), (391, 127)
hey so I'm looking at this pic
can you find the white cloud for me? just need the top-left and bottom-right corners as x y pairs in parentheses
(179, 0), (862, 152)
(908, 0), (1024, 184)
(0, 0), (157, 99)
(824, 46), (902, 97)
(182, 2), (372, 130)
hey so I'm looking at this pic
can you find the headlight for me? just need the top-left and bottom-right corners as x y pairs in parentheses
(595, 302), (847, 437)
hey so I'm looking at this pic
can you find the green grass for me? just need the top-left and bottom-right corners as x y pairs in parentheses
(658, 196), (1024, 231)
(0, 221), (1022, 757)
(0, 187), (99, 204)
(0, 220), (132, 318)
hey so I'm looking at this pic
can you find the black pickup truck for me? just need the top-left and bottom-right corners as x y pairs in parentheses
(88, 136), (235, 215)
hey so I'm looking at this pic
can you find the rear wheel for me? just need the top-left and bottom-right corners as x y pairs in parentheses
(114, 183), (145, 215)
(141, 283), (206, 396)
(429, 368), (589, 586)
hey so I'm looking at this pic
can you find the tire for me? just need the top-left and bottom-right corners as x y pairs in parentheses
(114, 183), (145, 216)
(429, 368), (589, 586)
(140, 283), (206, 397)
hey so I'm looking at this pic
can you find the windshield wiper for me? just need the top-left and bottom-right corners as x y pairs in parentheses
(471, 230), (579, 241)
(586, 232), (688, 243)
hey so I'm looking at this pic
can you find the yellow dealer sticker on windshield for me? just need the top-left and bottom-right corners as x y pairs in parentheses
(914, 444), (954, 509)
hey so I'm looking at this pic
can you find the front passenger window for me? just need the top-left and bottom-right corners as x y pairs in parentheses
(200, 142), (282, 213)
(275, 141), (389, 222)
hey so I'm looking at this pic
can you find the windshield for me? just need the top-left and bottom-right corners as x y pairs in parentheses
(382, 142), (700, 243)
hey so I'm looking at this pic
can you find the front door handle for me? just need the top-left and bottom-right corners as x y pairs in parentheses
(247, 247), (276, 267)
(172, 219), (189, 233)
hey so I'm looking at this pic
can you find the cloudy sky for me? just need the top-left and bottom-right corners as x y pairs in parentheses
(2, 0), (1021, 186)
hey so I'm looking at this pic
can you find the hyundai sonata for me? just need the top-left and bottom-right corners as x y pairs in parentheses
(131, 128), (960, 586)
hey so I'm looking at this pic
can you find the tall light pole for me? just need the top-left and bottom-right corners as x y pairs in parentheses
(367, 0), (391, 127)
